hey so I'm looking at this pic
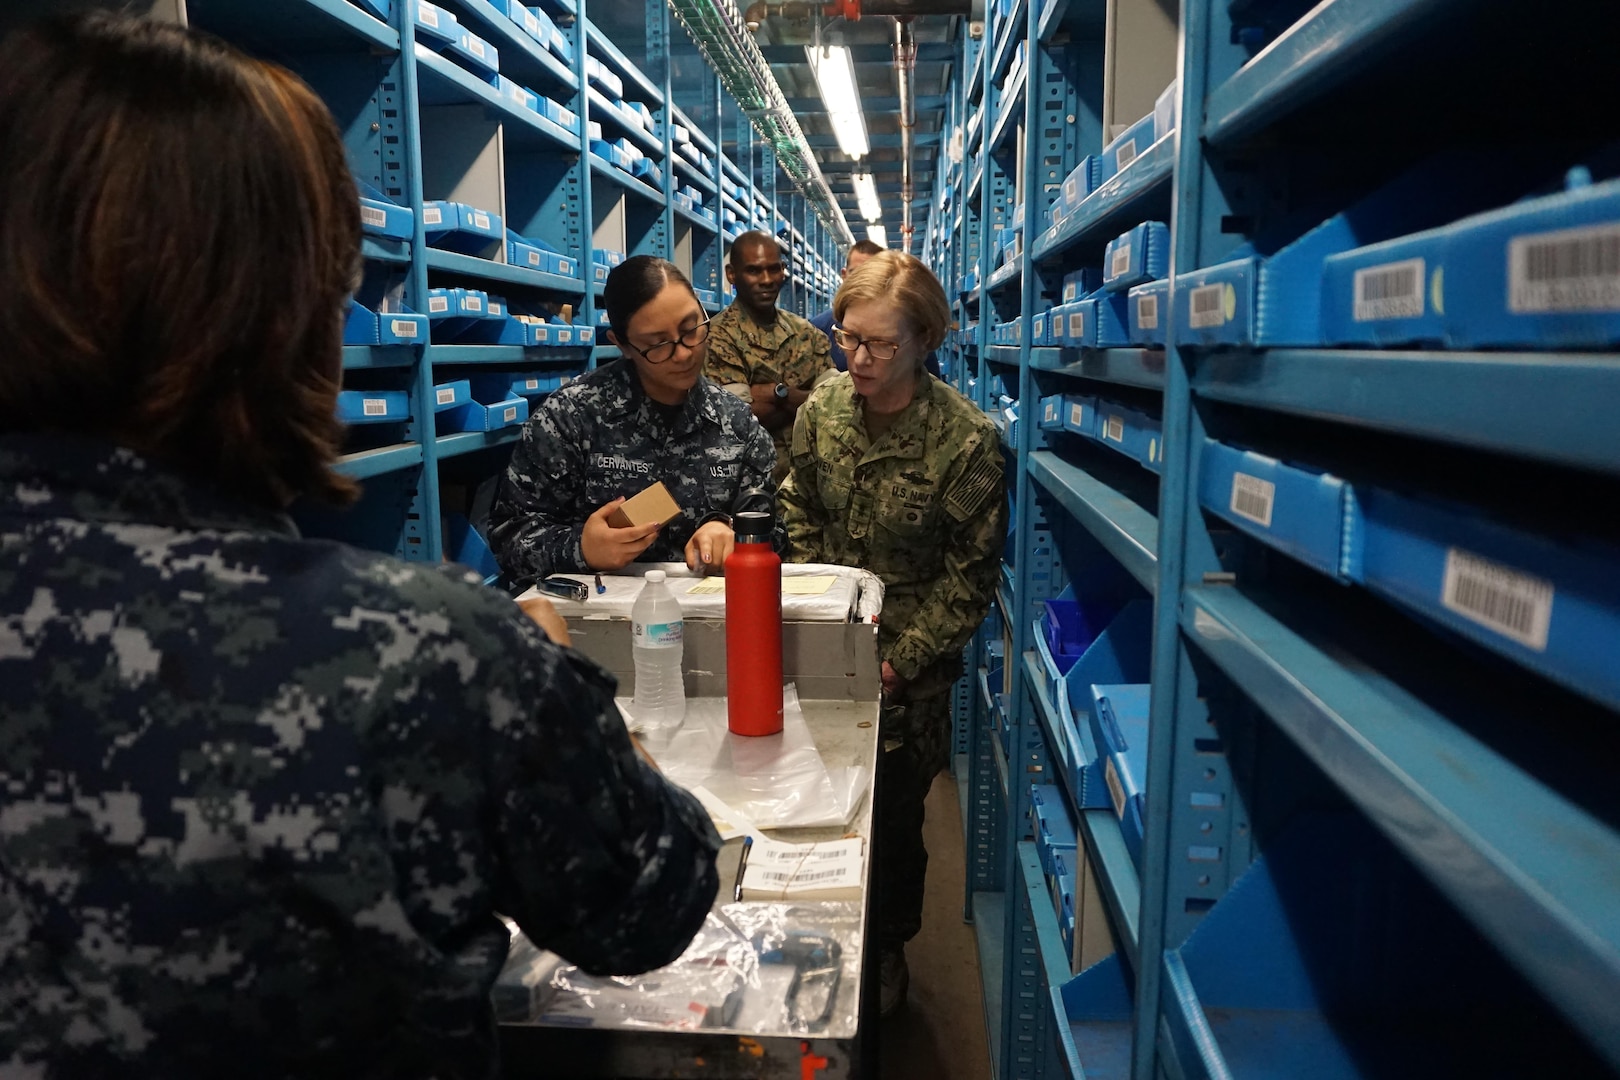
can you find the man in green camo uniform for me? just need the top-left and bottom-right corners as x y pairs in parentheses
(704, 230), (834, 486)
(778, 250), (1006, 1016)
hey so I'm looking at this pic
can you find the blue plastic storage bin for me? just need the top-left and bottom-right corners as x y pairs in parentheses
(357, 181), (413, 241)
(1128, 279), (1168, 347)
(1198, 440), (1363, 581)
(1102, 114), (1155, 177)
(336, 390), (409, 425)
(432, 380), (470, 412)
(415, 2), (459, 46)
(423, 202), (503, 257)
(1103, 222), (1171, 293)
(1357, 487), (1620, 713)
(1088, 683), (1150, 869)
(439, 396), (529, 434)
(1030, 784), (1078, 884)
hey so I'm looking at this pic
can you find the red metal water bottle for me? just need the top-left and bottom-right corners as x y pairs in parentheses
(725, 510), (783, 736)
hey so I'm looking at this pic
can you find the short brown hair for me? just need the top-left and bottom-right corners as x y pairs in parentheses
(833, 251), (952, 354)
(847, 239), (885, 264)
(0, 14), (361, 507)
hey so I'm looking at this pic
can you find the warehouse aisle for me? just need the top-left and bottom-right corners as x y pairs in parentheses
(880, 772), (990, 1080)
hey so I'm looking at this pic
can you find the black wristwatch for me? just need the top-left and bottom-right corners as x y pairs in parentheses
(773, 382), (789, 402)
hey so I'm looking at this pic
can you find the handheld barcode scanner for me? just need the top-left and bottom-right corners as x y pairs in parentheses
(758, 931), (843, 1028)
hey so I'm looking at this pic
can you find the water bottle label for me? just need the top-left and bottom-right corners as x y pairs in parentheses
(633, 621), (683, 648)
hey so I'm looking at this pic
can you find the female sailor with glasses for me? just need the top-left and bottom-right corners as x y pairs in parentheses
(778, 250), (1008, 1016)
(489, 256), (777, 583)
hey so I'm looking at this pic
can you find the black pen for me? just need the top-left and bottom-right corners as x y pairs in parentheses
(732, 835), (753, 903)
(594, 573), (605, 595)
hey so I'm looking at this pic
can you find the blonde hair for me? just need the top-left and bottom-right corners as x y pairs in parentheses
(833, 250), (952, 355)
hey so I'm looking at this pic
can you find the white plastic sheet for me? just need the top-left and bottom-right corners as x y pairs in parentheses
(625, 686), (868, 829)
(495, 902), (863, 1037)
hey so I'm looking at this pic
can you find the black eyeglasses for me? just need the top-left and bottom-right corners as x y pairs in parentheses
(629, 318), (711, 364)
(832, 326), (914, 361)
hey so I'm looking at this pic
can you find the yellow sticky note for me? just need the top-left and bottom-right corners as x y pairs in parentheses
(685, 577), (727, 595)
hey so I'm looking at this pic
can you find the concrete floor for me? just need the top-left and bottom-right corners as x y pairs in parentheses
(878, 771), (991, 1080)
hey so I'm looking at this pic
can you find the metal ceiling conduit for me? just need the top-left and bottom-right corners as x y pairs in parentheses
(668, 0), (856, 247)
(741, 0), (968, 256)
(894, 17), (916, 253)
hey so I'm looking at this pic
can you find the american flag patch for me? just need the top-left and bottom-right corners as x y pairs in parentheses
(946, 451), (1001, 519)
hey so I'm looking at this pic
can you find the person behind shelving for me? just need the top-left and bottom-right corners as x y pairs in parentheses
(810, 239), (942, 379)
(778, 250), (1007, 1016)
(703, 230), (835, 487)
(487, 256), (777, 584)
(0, 14), (718, 1077)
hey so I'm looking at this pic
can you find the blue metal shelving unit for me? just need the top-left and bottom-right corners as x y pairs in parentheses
(183, 0), (835, 571)
(943, 1), (1620, 1078)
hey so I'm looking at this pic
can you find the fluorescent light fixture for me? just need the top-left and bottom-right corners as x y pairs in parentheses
(853, 173), (882, 223)
(866, 223), (888, 247)
(806, 45), (869, 159)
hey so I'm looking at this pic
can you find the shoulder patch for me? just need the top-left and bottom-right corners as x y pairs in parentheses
(944, 445), (1003, 520)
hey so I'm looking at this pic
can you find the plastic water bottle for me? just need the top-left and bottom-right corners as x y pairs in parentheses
(631, 570), (686, 732)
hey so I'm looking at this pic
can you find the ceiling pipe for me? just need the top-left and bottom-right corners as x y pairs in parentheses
(894, 17), (916, 254)
(743, 0), (968, 26)
(668, 0), (855, 246)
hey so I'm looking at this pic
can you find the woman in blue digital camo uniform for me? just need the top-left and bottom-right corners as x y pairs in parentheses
(779, 251), (1008, 1016)
(0, 16), (718, 1078)
(487, 257), (778, 585)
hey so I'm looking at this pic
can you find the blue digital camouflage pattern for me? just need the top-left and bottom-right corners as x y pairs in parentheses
(0, 433), (720, 1078)
(487, 359), (776, 585)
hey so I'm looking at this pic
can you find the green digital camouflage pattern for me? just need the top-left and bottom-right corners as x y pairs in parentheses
(703, 301), (833, 485)
(779, 372), (1007, 720)
(0, 433), (720, 1079)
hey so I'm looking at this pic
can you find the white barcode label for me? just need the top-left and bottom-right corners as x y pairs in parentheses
(1068, 403), (1084, 427)
(1104, 758), (1126, 818)
(1440, 548), (1554, 651)
(389, 319), (417, 337)
(1104, 414), (1125, 443)
(1033, 314), (1045, 336)
(422, 206), (443, 226)
(503, 405), (518, 422)
(428, 296), (450, 313)
(489, 303), (502, 316)
(468, 37), (486, 57)
(420, 6), (439, 26)
(465, 296), (482, 311)
(1228, 472), (1275, 528)
(362, 398), (388, 417)
(528, 250), (542, 266)
(523, 11), (539, 33)
(558, 258), (573, 274)
(756, 868), (846, 885)
(471, 211), (491, 230)
(1044, 400), (1059, 422)
(360, 205), (388, 228)
(1114, 138), (1137, 169)
(1111, 243), (1132, 280)
(436, 387), (456, 405)
(1508, 223), (1620, 313)
(1189, 283), (1226, 328)
(525, 378), (540, 390)
(1137, 294), (1160, 330)
(1068, 311), (1085, 337)
(1353, 258), (1425, 321)
(558, 328), (573, 342)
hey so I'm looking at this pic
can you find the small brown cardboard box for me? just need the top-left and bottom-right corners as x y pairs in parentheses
(606, 481), (682, 529)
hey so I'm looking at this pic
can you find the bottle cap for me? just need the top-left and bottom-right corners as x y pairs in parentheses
(644, 569), (665, 583)
(734, 510), (773, 544)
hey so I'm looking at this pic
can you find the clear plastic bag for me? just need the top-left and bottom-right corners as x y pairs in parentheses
(495, 902), (864, 1038)
(632, 684), (868, 829)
